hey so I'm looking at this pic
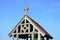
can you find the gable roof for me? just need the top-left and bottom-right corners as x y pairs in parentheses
(8, 15), (53, 39)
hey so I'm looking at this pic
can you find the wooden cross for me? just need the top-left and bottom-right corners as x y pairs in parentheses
(24, 6), (29, 15)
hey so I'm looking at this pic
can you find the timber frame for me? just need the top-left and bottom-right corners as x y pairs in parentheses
(8, 6), (53, 40)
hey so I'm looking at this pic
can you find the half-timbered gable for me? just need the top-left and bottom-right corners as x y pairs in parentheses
(8, 6), (53, 40)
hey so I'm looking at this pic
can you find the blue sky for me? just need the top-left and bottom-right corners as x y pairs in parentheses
(0, 0), (60, 40)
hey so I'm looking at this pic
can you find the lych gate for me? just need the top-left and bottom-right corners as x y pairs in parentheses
(8, 6), (53, 40)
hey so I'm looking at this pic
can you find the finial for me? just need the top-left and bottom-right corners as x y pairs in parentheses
(24, 6), (29, 15)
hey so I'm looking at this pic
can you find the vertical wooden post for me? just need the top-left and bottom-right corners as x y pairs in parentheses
(16, 34), (18, 40)
(20, 25), (22, 33)
(32, 34), (34, 40)
(16, 28), (18, 40)
(38, 33), (41, 40)
(28, 24), (30, 32)
(12, 34), (14, 40)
